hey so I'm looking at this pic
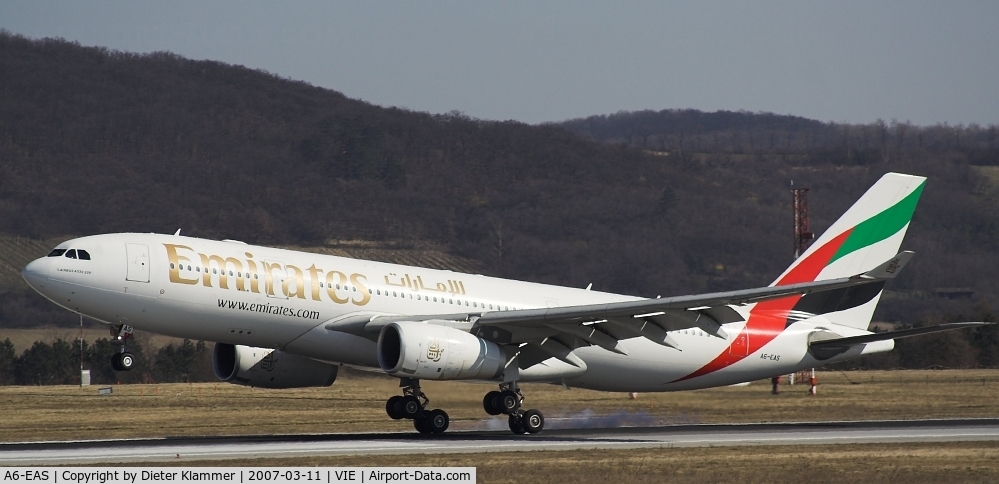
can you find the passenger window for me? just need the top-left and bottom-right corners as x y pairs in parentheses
(170, 263), (175, 269)
(65, 249), (77, 259)
(433, 297), (438, 302)
(47, 249), (67, 257)
(213, 268), (218, 274)
(393, 291), (397, 297)
(489, 304), (494, 310)
(77, 250), (91, 260)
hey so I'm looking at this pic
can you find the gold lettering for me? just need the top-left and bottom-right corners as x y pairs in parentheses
(205, 255), (244, 291)
(325, 271), (350, 304)
(264, 261), (283, 296)
(198, 254), (213, 287)
(283, 264), (306, 299)
(164, 244), (199, 285)
(350, 273), (370, 306)
(307, 264), (323, 301)
(245, 253), (260, 293)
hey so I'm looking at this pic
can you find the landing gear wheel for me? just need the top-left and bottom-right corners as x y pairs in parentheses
(521, 409), (544, 434)
(119, 352), (134, 371)
(426, 409), (449, 434)
(400, 395), (423, 419)
(109, 325), (134, 372)
(483, 391), (502, 415)
(386, 396), (404, 420)
(508, 414), (527, 434)
(499, 390), (520, 414)
(414, 415), (432, 434)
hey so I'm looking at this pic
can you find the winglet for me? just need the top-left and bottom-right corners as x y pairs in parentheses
(859, 251), (914, 280)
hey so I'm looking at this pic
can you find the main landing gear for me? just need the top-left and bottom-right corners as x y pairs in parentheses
(109, 324), (135, 372)
(483, 381), (544, 434)
(385, 378), (450, 434)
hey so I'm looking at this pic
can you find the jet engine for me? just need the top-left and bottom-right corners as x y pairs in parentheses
(377, 321), (508, 380)
(212, 343), (338, 389)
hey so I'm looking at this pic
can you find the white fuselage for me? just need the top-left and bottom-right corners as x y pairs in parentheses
(22, 233), (889, 392)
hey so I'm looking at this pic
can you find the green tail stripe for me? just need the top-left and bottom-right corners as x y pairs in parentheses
(829, 181), (925, 265)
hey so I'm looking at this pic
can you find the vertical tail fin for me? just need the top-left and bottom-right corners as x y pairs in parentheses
(771, 173), (926, 329)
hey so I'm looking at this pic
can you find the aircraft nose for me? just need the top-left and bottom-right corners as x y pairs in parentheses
(22, 258), (49, 290)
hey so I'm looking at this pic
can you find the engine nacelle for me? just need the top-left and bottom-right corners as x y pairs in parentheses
(213, 343), (338, 389)
(377, 321), (508, 380)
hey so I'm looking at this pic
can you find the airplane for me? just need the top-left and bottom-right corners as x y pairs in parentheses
(20, 172), (988, 435)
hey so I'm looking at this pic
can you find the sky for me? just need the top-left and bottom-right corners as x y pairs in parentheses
(3, 1), (998, 126)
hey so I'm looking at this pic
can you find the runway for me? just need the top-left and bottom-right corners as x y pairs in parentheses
(2, 419), (998, 464)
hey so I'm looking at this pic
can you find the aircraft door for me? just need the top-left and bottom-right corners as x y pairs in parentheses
(729, 331), (749, 356)
(125, 243), (150, 283)
(264, 260), (288, 299)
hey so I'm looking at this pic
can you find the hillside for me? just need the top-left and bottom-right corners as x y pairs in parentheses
(0, 32), (997, 336)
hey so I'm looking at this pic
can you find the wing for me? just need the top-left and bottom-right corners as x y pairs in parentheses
(326, 252), (913, 367)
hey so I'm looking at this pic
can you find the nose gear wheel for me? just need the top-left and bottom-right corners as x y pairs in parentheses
(109, 324), (135, 372)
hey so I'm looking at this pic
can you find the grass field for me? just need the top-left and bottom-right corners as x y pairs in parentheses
(158, 443), (999, 484)
(3, 370), (998, 483)
(2, 369), (997, 443)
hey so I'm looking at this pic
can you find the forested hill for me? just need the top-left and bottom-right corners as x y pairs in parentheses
(1, 32), (998, 338)
(557, 109), (998, 166)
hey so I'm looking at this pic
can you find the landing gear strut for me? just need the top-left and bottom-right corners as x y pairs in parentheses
(109, 324), (135, 372)
(385, 378), (449, 434)
(482, 381), (544, 434)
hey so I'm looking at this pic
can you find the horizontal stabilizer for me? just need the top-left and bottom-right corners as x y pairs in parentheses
(809, 322), (992, 360)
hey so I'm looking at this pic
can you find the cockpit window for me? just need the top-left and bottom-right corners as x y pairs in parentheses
(77, 250), (91, 260)
(65, 249), (78, 259)
(47, 249), (67, 257)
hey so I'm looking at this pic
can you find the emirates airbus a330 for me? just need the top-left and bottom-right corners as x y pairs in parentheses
(21, 173), (985, 435)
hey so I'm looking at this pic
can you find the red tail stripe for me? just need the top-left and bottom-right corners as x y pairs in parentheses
(671, 228), (853, 383)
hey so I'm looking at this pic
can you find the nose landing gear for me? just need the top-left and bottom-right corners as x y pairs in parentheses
(385, 378), (450, 434)
(482, 381), (544, 434)
(109, 324), (135, 372)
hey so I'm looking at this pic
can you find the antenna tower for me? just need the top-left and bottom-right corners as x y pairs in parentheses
(792, 185), (814, 259)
